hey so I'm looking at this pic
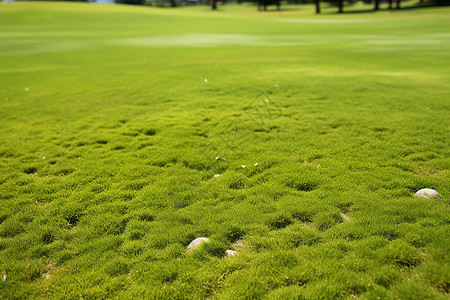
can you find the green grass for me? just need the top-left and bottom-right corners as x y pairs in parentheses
(1, 2), (449, 299)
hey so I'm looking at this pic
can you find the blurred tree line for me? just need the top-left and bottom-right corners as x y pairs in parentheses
(113, 0), (450, 8)
(18, 0), (450, 11)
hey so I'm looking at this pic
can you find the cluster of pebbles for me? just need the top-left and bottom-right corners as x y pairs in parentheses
(186, 238), (238, 257)
(185, 189), (442, 257)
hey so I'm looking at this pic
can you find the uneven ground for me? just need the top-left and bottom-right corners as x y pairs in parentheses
(0, 2), (449, 299)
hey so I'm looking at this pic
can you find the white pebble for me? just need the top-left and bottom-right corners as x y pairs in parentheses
(340, 213), (351, 222)
(225, 250), (238, 257)
(204, 79), (208, 83)
(254, 163), (258, 166)
(213, 174), (221, 178)
(241, 165), (246, 168)
(187, 237), (210, 251)
(414, 189), (441, 199)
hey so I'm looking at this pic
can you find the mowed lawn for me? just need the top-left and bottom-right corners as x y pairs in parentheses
(0, 2), (449, 299)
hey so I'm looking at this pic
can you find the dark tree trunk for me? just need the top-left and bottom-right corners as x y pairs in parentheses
(170, 0), (176, 6)
(374, 0), (380, 10)
(315, 0), (320, 13)
(276, 0), (280, 10)
(396, 0), (400, 8)
(338, 0), (343, 13)
(388, 0), (393, 9)
(211, 0), (217, 9)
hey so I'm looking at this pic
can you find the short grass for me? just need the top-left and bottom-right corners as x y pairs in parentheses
(0, 2), (449, 299)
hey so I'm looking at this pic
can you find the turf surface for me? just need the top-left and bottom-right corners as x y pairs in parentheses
(0, 2), (449, 299)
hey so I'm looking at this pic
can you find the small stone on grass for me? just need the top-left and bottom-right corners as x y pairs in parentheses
(225, 250), (238, 257)
(340, 213), (351, 222)
(187, 237), (210, 251)
(414, 188), (441, 199)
